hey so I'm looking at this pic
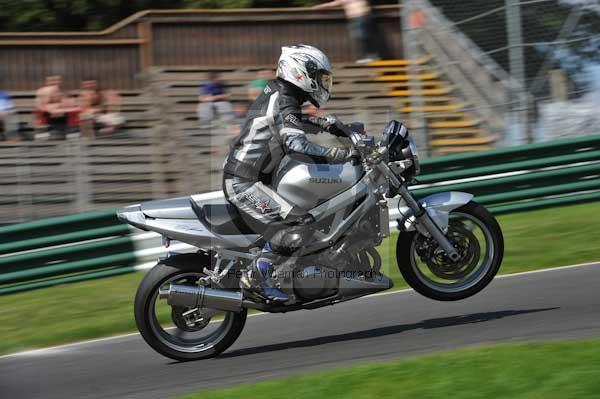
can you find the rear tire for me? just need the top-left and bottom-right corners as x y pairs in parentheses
(134, 263), (247, 361)
(396, 201), (503, 301)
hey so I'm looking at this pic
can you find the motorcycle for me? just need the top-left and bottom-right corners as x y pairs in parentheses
(117, 119), (504, 361)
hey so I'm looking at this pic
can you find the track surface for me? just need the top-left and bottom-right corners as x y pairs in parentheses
(2, 263), (600, 399)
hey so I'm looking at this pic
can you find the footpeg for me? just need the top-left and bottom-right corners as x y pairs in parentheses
(239, 269), (254, 289)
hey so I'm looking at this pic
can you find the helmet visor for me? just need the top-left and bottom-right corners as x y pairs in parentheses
(318, 70), (333, 95)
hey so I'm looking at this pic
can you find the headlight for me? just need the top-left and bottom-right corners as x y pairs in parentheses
(401, 138), (420, 175)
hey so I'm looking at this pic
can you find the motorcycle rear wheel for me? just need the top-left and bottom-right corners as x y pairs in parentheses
(134, 262), (247, 361)
(396, 200), (504, 301)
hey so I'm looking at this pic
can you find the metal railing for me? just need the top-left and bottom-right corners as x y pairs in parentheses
(1, 134), (600, 295)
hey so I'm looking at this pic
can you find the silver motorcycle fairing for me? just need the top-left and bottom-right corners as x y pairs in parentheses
(140, 197), (198, 219)
(397, 191), (474, 232)
(273, 155), (364, 210)
(117, 201), (261, 249)
(292, 171), (377, 255)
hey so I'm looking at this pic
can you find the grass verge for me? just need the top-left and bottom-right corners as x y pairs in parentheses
(1, 202), (600, 355)
(179, 338), (600, 399)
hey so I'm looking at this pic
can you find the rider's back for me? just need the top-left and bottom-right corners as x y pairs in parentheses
(223, 78), (306, 184)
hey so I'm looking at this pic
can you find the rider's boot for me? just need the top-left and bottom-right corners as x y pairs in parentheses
(255, 243), (288, 302)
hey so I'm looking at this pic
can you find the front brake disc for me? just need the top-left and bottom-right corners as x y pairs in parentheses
(424, 224), (481, 280)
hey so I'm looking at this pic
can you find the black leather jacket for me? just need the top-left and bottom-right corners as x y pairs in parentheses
(223, 78), (348, 182)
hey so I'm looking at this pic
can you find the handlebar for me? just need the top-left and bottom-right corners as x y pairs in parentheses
(306, 116), (396, 168)
(333, 120), (364, 147)
(333, 120), (388, 162)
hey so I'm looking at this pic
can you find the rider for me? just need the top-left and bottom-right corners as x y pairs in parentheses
(223, 44), (354, 302)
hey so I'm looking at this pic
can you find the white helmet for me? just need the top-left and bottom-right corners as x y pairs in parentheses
(277, 44), (333, 107)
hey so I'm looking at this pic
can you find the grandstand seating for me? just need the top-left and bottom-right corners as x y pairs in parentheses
(371, 57), (496, 155)
(8, 57), (496, 156)
(144, 64), (396, 135)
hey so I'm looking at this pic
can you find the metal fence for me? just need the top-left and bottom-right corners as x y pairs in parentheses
(2, 134), (600, 295)
(406, 0), (600, 144)
(0, 139), (211, 224)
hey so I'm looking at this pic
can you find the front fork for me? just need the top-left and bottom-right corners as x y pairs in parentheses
(396, 185), (460, 261)
(380, 163), (461, 261)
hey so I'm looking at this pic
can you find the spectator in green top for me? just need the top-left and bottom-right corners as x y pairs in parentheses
(247, 69), (273, 101)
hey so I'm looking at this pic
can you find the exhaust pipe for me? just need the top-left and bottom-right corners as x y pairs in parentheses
(159, 284), (243, 312)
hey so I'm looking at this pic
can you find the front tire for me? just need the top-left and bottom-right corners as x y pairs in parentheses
(396, 201), (503, 301)
(134, 262), (247, 361)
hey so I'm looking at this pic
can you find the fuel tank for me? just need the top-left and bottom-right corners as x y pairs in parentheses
(272, 155), (364, 210)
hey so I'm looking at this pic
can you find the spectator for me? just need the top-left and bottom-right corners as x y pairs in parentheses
(95, 89), (125, 137)
(197, 72), (233, 125)
(78, 79), (124, 138)
(34, 75), (79, 139)
(313, 0), (388, 63)
(79, 78), (103, 138)
(0, 89), (18, 142)
(247, 69), (273, 101)
(79, 79), (102, 111)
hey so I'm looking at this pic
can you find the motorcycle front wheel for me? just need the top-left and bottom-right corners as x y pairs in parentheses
(134, 263), (247, 361)
(396, 200), (504, 301)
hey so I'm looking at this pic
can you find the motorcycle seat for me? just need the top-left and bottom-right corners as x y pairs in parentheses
(190, 200), (260, 235)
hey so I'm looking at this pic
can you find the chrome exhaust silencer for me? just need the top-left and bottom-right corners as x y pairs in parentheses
(158, 284), (243, 312)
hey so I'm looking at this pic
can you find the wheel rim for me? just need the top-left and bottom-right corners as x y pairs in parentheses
(409, 211), (495, 293)
(148, 272), (235, 354)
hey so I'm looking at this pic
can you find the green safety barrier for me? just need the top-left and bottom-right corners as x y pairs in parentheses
(420, 133), (600, 175)
(1, 134), (600, 295)
(0, 209), (134, 295)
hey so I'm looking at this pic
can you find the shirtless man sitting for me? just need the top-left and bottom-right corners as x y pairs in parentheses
(35, 75), (77, 139)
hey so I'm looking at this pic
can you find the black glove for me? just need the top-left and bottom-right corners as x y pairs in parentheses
(319, 115), (337, 131)
(307, 115), (346, 137)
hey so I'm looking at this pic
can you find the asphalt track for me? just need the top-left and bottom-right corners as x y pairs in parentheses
(1, 263), (600, 399)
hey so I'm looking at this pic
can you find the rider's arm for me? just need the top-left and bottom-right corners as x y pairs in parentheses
(279, 103), (349, 163)
(303, 115), (348, 138)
